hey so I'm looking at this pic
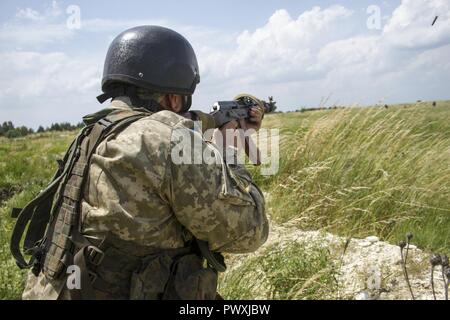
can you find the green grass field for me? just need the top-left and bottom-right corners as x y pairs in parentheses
(1, 101), (449, 299)
(251, 101), (450, 253)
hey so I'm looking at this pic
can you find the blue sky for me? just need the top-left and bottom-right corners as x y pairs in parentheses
(0, 0), (449, 128)
(0, 1), (389, 31)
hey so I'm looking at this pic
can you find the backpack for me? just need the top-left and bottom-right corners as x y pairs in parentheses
(10, 109), (150, 277)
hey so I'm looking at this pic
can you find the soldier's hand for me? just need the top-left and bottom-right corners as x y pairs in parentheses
(216, 104), (263, 151)
(246, 106), (264, 131)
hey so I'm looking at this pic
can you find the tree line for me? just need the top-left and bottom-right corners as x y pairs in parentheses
(0, 121), (85, 139)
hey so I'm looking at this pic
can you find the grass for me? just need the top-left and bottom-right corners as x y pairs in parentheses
(218, 240), (338, 300)
(250, 101), (450, 253)
(1, 100), (449, 299)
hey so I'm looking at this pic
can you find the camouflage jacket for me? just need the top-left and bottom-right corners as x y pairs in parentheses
(23, 96), (268, 299)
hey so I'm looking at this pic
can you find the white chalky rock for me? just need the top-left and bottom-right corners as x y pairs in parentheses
(359, 241), (372, 247)
(224, 215), (446, 300)
(366, 236), (379, 243)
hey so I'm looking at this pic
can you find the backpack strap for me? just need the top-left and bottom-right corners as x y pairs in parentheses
(43, 111), (149, 279)
(10, 127), (88, 269)
(195, 239), (226, 272)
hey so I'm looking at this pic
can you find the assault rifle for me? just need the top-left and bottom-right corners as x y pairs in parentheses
(209, 94), (276, 165)
(210, 94), (276, 128)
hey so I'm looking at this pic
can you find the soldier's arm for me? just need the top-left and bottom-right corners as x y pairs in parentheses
(164, 120), (269, 253)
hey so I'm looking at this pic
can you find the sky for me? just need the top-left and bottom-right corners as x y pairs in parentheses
(0, 0), (449, 129)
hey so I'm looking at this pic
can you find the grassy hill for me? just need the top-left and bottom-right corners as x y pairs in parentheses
(1, 101), (449, 299)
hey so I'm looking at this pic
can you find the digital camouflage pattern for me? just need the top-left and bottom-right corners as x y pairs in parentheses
(23, 96), (268, 299)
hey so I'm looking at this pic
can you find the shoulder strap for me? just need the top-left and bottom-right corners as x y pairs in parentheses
(195, 239), (226, 272)
(10, 127), (89, 268)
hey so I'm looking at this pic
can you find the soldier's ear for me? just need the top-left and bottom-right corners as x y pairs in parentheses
(167, 94), (183, 113)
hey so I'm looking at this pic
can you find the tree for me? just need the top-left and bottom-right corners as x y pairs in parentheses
(2, 121), (14, 133)
(50, 123), (61, 131)
(18, 126), (29, 136)
(267, 96), (277, 113)
(0, 120), (83, 138)
(5, 129), (20, 138)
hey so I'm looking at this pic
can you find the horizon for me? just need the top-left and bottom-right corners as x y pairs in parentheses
(2, 98), (447, 131)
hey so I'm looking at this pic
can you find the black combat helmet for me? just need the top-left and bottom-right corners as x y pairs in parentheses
(97, 25), (200, 111)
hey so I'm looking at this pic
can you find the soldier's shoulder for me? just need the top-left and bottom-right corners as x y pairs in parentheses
(122, 110), (192, 136)
(147, 110), (191, 128)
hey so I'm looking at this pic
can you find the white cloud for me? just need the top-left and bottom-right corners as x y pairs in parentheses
(0, 23), (73, 46)
(16, 8), (44, 21)
(0, 50), (102, 129)
(206, 6), (354, 82)
(383, 0), (450, 49)
(15, 1), (62, 21)
(2, 1), (72, 47)
(16, 1), (62, 20)
(0, 51), (100, 98)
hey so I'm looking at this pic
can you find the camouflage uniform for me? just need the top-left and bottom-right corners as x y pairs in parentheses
(23, 96), (269, 299)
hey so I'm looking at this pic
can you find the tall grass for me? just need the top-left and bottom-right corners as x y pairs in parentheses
(252, 102), (450, 252)
(219, 241), (337, 300)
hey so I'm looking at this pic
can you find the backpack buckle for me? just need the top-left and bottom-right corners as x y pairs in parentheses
(98, 118), (113, 128)
(86, 246), (104, 267)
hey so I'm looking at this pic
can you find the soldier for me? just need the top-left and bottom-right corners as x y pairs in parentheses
(19, 25), (268, 299)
